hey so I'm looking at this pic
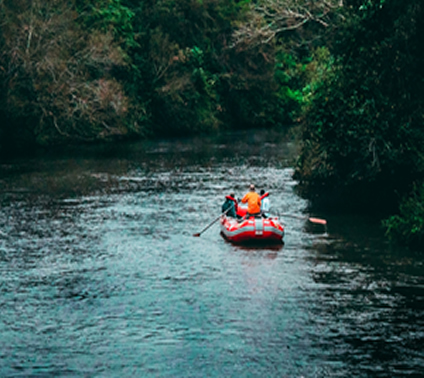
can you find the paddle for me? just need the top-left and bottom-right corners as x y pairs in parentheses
(280, 213), (327, 225)
(193, 206), (232, 237)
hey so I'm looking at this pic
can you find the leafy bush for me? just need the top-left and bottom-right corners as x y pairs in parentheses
(295, 0), (424, 212)
(384, 182), (424, 250)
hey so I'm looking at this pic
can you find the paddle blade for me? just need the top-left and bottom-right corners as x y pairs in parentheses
(308, 217), (327, 225)
(193, 233), (201, 237)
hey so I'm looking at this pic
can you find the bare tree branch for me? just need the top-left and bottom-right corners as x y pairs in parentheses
(230, 0), (343, 50)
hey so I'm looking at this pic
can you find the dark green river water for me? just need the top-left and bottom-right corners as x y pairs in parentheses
(0, 130), (423, 377)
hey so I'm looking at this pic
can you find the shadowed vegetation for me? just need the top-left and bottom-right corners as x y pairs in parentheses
(294, 0), (424, 248)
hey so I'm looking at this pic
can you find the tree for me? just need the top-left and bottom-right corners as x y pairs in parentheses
(0, 0), (132, 147)
(295, 0), (424, 216)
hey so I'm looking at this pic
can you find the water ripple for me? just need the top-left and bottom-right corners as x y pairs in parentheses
(0, 130), (423, 376)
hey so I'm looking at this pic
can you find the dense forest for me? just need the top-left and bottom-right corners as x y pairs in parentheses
(295, 0), (424, 249)
(0, 0), (423, 248)
(0, 0), (327, 146)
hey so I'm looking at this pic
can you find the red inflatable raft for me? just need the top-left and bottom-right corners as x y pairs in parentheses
(220, 215), (284, 244)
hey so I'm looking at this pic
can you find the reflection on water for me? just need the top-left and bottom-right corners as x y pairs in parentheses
(0, 129), (423, 376)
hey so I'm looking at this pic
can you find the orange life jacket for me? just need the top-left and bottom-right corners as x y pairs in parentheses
(241, 191), (261, 214)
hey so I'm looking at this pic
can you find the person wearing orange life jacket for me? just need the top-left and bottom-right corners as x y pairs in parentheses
(241, 184), (261, 218)
(260, 189), (270, 218)
(222, 193), (238, 218)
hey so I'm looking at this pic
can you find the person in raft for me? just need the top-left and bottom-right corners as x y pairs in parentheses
(260, 189), (270, 218)
(222, 193), (238, 218)
(241, 184), (261, 218)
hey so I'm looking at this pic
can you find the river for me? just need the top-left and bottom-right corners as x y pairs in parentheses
(0, 129), (423, 377)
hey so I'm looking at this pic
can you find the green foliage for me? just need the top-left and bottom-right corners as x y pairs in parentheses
(150, 45), (222, 135)
(295, 0), (424, 213)
(77, 0), (136, 48)
(274, 48), (334, 123)
(128, 0), (257, 135)
(384, 182), (424, 250)
(0, 0), (342, 149)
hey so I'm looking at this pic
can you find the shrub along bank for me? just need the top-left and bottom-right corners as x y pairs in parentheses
(294, 0), (424, 249)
